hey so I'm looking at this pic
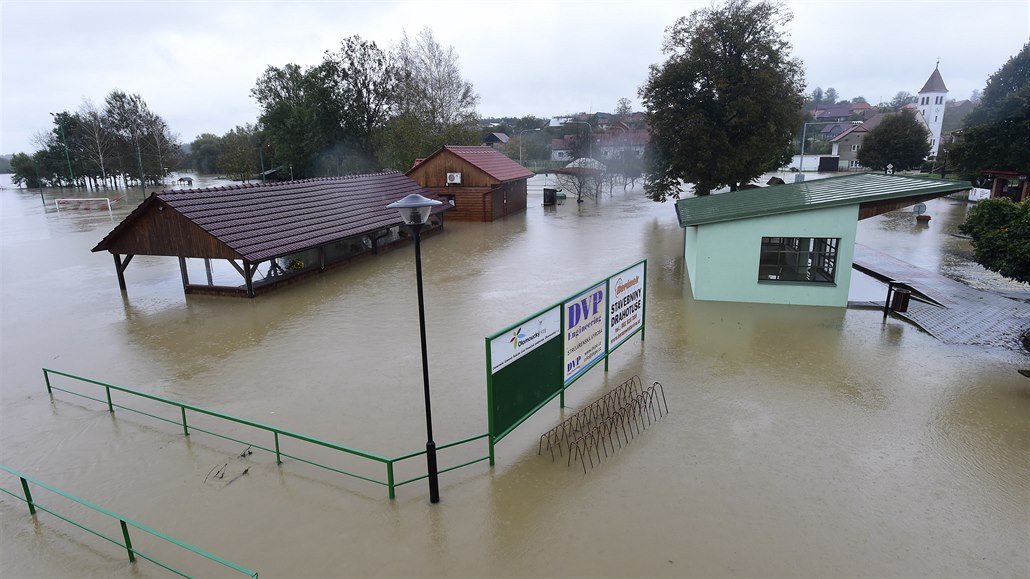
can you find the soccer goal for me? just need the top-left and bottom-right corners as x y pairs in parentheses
(55, 198), (114, 218)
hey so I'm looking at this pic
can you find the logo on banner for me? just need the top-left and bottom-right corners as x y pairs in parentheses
(509, 327), (526, 349)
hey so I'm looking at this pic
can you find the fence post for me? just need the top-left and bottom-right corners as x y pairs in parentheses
(387, 462), (395, 500)
(119, 520), (136, 563)
(105, 386), (114, 413)
(20, 477), (36, 515)
(180, 407), (189, 436)
(273, 433), (281, 465)
(43, 370), (52, 395)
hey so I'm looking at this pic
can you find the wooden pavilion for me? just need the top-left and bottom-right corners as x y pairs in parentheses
(92, 171), (449, 298)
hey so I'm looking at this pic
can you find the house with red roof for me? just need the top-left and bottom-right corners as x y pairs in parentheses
(407, 145), (535, 222)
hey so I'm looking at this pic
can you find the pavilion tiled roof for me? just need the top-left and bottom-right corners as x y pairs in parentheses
(420, 145), (534, 182)
(93, 171), (447, 262)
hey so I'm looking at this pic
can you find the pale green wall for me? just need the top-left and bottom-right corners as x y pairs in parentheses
(684, 204), (858, 307)
(683, 225), (699, 296)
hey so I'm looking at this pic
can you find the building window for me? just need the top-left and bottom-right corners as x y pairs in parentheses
(851, 144), (860, 151)
(758, 237), (839, 283)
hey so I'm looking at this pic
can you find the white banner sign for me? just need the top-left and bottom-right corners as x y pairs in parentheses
(608, 262), (645, 350)
(489, 306), (561, 373)
(563, 282), (607, 384)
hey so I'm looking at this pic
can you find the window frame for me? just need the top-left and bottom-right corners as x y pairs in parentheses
(757, 236), (840, 284)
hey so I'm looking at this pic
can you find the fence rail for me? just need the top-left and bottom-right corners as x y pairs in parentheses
(41, 368), (487, 499)
(0, 464), (257, 578)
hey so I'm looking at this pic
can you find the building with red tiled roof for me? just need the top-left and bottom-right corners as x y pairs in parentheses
(407, 145), (534, 222)
(93, 171), (449, 297)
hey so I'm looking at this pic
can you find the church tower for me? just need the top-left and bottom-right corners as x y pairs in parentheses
(918, 63), (948, 158)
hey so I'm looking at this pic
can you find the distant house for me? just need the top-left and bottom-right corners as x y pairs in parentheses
(595, 129), (649, 160)
(830, 112), (930, 170)
(551, 135), (578, 162)
(675, 174), (971, 307)
(92, 172), (449, 298)
(483, 132), (510, 147)
(407, 145), (534, 222)
(813, 103), (856, 122)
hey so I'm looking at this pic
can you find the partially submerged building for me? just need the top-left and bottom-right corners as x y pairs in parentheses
(92, 171), (449, 298)
(675, 173), (971, 307)
(406, 145), (534, 222)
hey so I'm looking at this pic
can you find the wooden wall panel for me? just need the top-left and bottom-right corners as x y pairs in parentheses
(103, 202), (242, 259)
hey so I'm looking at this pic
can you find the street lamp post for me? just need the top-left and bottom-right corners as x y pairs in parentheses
(386, 193), (444, 504)
(518, 128), (541, 166)
(50, 112), (74, 185)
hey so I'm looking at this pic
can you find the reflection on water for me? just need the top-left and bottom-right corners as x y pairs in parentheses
(1, 176), (1027, 578)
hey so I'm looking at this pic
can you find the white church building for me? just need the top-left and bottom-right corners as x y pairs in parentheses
(830, 65), (948, 168)
(916, 64), (948, 158)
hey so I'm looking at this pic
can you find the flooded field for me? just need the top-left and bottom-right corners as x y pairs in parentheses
(1, 174), (1028, 578)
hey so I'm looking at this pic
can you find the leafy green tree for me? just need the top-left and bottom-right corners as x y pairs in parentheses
(810, 87), (824, 107)
(959, 198), (1030, 284)
(639, 0), (805, 199)
(824, 87), (838, 104)
(220, 125), (260, 181)
(189, 133), (223, 174)
(615, 98), (632, 116)
(9, 152), (42, 187)
(885, 91), (917, 111)
(856, 110), (930, 171)
(252, 63), (329, 178)
(104, 90), (151, 184)
(319, 35), (398, 171)
(949, 42), (1030, 179)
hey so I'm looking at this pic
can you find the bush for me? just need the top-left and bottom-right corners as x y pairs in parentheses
(959, 198), (1030, 283)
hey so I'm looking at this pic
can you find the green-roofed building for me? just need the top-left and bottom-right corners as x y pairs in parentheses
(675, 173), (970, 307)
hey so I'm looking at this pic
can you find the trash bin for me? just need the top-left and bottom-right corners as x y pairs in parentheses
(543, 188), (557, 206)
(890, 288), (911, 312)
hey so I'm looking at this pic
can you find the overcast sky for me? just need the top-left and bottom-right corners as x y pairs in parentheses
(2, 0), (1028, 154)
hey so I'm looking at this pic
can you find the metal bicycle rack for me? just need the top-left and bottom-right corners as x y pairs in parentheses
(538, 375), (668, 472)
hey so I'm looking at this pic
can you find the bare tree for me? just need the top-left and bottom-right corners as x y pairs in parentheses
(394, 28), (479, 133)
(77, 99), (114, 187)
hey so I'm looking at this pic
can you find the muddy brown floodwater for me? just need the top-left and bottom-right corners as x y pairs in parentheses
(1, 174), (1028, 578)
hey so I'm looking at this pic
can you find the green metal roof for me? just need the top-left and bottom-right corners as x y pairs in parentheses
(675, 173), (971, 227)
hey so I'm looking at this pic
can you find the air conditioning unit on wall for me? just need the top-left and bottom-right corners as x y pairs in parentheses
(446, 172), (462, 185)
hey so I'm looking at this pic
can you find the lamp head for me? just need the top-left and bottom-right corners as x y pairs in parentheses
(387, 193), (442, 226)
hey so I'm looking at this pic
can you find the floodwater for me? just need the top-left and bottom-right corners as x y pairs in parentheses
(1, 174), (1028, 578)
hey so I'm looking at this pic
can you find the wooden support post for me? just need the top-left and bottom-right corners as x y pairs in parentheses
(244, 260), (255, 298)
(178, 257), (190, 294)
(319, 245), (326, 271)
(113, 253), (127, 290)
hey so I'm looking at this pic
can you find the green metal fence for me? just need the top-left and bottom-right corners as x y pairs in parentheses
(42, 368), (488, 499)
(0, 464), (257, 578)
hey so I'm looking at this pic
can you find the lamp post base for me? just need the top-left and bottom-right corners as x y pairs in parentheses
(426, 441), (440, 503)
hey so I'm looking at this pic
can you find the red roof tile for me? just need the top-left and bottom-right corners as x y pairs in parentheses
(411, 145), (534, 183)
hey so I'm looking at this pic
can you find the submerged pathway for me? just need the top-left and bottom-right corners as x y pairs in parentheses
(852, 243), (1030, 351)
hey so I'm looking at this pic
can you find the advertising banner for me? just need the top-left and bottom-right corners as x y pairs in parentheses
(489, 307), (561, 374)
(607, 262), (646, 350)
(563, 282), (608, 385)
